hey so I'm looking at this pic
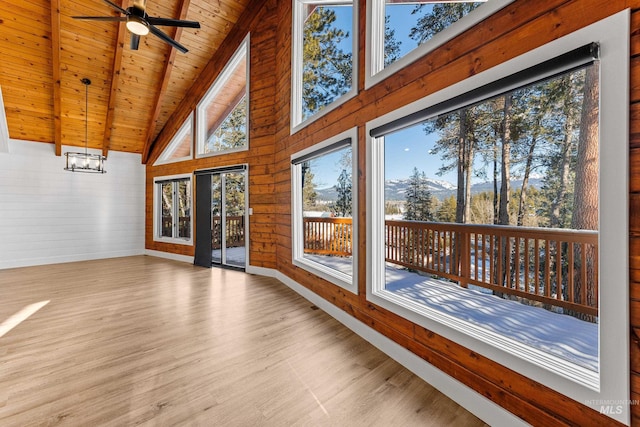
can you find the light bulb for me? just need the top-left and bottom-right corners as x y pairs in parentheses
(126, 18), (149, 36)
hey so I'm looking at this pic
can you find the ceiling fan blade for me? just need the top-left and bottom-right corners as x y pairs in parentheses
(148, 25), (188, 53)
(71, 16), (127, 22)
(102, 0), (129, 15)
(130, 33), (140, 50)
(146, 17), (200, 28)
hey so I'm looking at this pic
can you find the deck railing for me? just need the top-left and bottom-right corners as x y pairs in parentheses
(303, 217), (598, 319)
(303, 217), (353, 257)
(162, 216), (191, 238)
(212, 215), (245, 249)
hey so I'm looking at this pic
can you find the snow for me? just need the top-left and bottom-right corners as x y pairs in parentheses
(301, 254), (598, 372)
(385, 264), (598, 372)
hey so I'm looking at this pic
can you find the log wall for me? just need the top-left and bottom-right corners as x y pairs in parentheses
(147, 0), (640, 424)
(145, 0), (278, 269)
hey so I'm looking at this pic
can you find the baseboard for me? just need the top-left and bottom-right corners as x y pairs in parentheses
(145, 249), (194, 264)
(0, 250), (145, 270)
(250, 265), (526, 427)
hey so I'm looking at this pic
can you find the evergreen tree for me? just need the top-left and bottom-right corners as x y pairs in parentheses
(436, 195), (457, 223)
(303, 7), (352, 118)
(539, 70), (584, 228)
(301, 163), (317, 211)
(425, 106), (479, 224)
(334, 168), (352, 217)
(404, 167), (433, 221)
(384, 15), (402, 67)
(224, 173), (245, 216)
(209, 96), (247, 151)
(409, 3), (482, 45)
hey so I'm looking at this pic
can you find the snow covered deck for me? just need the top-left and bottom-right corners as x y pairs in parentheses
(303, 254), (598, 372)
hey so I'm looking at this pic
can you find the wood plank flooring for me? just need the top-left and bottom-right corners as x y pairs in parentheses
(0, 256), (487, 426)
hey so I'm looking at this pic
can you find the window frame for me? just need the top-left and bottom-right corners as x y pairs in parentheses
(153, 173), (193, 246)
(365, 0), (515, 90)
(291, 127), (358, 294)
(291, 0), (358, 133)
(196, 34), (250, 158)
(366, 11), (629, 423)
(154, 113), (193, 165)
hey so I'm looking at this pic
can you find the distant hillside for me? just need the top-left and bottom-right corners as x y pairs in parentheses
(316, 177), (543, 202)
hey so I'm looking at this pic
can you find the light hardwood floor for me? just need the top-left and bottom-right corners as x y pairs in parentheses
(0, 256), (487, 426)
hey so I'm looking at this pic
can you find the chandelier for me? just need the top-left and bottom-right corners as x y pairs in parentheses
(64, 78), (106, 173)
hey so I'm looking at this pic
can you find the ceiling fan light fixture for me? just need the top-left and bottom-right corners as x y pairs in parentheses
(126, 16), (149, 36)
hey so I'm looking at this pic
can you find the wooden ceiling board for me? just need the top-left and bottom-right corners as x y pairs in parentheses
(0, 0), (53, 142)
(0, 0), (254, 159)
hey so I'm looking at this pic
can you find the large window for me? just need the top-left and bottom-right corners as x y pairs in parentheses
(154, 175), (192, 244)
(367, 12), (628, 422)
(366, 0), (514, 88)
(292, 0), (357, 131)
(292, 127), (357, 293)
(196, 36), (249, 157)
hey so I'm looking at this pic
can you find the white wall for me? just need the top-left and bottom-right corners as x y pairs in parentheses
(0, 140), (145, 269)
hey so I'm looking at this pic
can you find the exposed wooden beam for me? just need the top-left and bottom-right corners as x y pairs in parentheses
(102, 0), (131, 158)
(50, 0), (62, 156)
(141, 0), (191, 164)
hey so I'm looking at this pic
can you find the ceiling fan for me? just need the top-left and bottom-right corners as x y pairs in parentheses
(72, 0), (200, 53)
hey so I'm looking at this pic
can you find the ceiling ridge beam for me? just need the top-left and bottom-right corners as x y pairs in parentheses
(141, 0), (192, 164)
(102, 0), (131, 158)
(51, 0), (62, 156)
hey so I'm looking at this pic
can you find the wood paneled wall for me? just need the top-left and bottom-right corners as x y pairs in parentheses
(147, 0), (640, 425)
(145, 0), (277, 269)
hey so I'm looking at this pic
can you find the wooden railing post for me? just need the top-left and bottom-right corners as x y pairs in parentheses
(458, 230), (469, 288)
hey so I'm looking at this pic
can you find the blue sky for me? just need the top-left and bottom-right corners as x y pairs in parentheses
(310, 3), (462, 188)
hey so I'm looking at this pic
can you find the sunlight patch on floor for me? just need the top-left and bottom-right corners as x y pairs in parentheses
(0, 300), (49, 338)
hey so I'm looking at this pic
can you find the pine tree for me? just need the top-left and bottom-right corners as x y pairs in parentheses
(409, 3), (482, 45)
(384, 15), (401, 67)
(404, 167), (433, 221)
(436, 195), (457, 223)
(209, 97), (247, 151)
(301, 163), (317, 211)
(334, 168), (352, 217)
(302, 7), (352, 118)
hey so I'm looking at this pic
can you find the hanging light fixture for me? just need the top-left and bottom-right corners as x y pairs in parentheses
(64, 78), (106, 173)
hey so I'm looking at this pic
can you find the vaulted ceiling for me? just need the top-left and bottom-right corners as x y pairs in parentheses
(0, 0), (252, 163)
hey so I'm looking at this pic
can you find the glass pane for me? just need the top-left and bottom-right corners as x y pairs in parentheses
(177, 179), (191, 239)
(224, 172), (246, 267)
(302, 3), (353, 121)
(384, 1), (483, 69)
(161, 182), (173, 238)
(196, 40), (248, 156)
(158, 120), (192, 163)
(211, 175), (222, 264)
(204, 96), (247, 154)
(381, 63), (599, 371)
(300, 146), (353, 276)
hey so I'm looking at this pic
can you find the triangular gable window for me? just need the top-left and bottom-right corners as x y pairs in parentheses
(154, 114), (193, 165)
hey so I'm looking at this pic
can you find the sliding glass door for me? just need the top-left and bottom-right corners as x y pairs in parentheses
(211, 171), (246, 268)
(194, 166), (247, 270)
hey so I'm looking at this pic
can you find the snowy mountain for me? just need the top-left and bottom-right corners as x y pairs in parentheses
(316, 177), (543, 202)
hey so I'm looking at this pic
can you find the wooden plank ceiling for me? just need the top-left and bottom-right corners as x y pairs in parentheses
(0, 0), (251, 162)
